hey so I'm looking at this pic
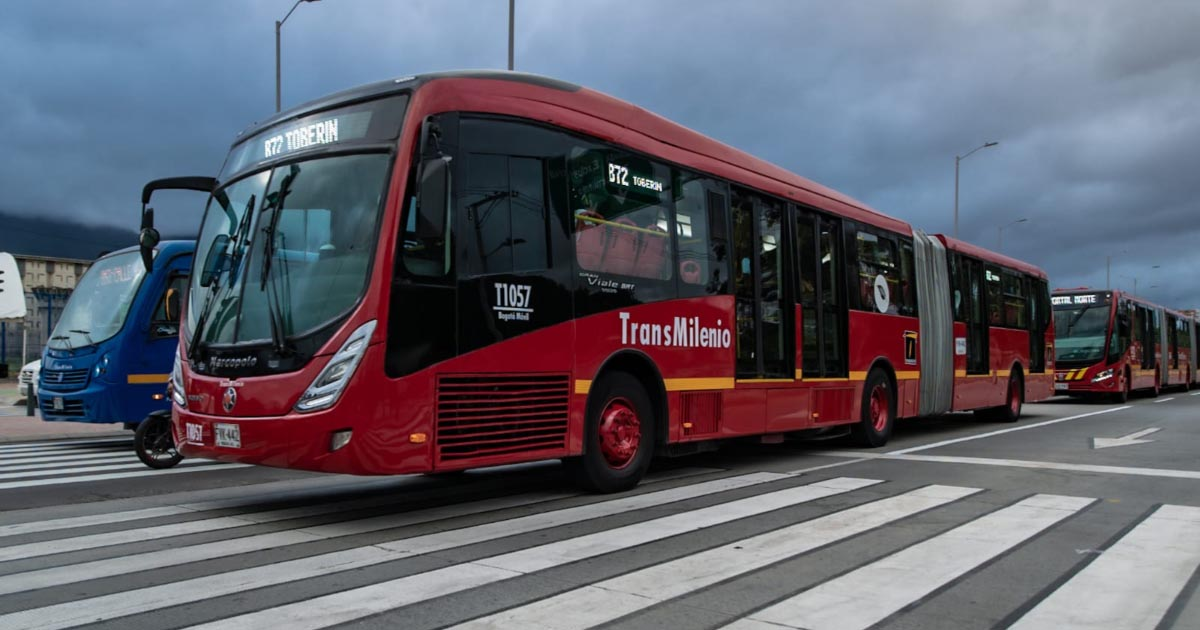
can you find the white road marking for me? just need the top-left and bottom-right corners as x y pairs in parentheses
(0, 490), (570, 596)
(452, 484), (979, 630)
(0, 437), (129, 451)
(0, 458), (212, 482)
(0, 462), (250, 491)
(724, 494), (1094, 630)
(1189, 391), (1200, 396)
(1010, 504), (1200, 629)
(1152, 396), (1175, 403)
(0, 473), (789, 629)
(862, 453), (1200, 480)
(0, 452), (143, 468)
(0, 446), (130, 460)
(1092, 427), (1161, 450)
(187, 477), (882, 630)
(887, 407), (1131, 455)
(0, 505), (194, 539)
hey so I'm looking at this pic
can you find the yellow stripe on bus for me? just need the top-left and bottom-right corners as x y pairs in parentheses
(666, 378), (736, 391)
(127, 374), (170, 385)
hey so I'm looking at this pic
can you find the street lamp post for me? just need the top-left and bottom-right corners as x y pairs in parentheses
(996, 218), (1028, 251)
(276, 0), (321, 113)
(953, 141), (999, 239)
(508, 0), (515, 70)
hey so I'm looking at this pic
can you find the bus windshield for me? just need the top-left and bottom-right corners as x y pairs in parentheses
(49, 251), (146, 350)
(1053, 305), (1110, 363)
(186, 153), (391, 348)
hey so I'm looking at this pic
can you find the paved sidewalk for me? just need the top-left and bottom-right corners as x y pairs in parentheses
(0, 381), (129, 443)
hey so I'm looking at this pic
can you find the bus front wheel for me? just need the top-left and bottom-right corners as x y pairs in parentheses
(567, 372), (655, 493)
(851, 369), (895, 448)
(135, 412), (183, 469)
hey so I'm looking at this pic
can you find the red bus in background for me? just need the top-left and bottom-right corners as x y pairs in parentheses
(171, 71), (1054, 492)
(1053, 289), (1195, 401)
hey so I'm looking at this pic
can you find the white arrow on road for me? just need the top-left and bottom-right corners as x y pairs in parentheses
(1092, 427), (1161, 450)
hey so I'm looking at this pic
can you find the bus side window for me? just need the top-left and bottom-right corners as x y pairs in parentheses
(462, 153), (550, 276)
(985, 267), (1003, 325)
(675, 171), (729, 297)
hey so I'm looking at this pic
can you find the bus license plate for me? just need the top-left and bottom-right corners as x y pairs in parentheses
(214, 423), (241, 448)
(52, 397), (64, 411)
(1054, 383), (1068, 391)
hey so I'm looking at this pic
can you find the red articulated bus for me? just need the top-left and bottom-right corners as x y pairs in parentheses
(1052, 288), (1195, 401)
(171, 71), (1054, 492)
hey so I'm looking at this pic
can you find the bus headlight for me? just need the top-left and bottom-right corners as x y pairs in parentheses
(1092, 369), (1114, 383)
(93, 353), (110, 378)
(169, 350), (187, 408)
(295, 320), (376, 413)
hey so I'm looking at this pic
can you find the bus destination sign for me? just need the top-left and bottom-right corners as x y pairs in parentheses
(1051, 292), (1110, 308)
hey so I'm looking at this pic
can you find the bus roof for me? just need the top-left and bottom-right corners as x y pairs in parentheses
(237, 70), (911, 236)
(934, 234), (1047, 279)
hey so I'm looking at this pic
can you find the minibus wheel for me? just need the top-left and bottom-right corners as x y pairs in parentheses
(135, 412), (183, 469)
(567, 372), (655, 493)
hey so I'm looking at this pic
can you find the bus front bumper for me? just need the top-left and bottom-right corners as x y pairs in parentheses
(172, 406), (432, 475)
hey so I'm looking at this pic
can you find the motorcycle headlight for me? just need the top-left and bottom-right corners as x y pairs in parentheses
(1092, 369), (1114, 383)
(169, 349), (187, 408)
(295, 320), (375, 413)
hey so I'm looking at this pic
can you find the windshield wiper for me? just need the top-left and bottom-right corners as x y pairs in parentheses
(259, 165), (299, 357)
(50, 334), (73, 351)
(68, 329), (95, 346)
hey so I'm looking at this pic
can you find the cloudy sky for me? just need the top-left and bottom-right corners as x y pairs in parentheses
(2, 1), (1198, 305)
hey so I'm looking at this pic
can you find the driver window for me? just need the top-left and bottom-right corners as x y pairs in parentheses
(152, 276), (188, 323)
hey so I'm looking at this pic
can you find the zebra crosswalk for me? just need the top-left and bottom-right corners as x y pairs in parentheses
(0, 467), (1196, 630)
(0, 437), (244, 491)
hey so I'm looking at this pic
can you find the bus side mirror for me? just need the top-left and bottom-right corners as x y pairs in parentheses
(199, 234), (230, 288)
(139, 207), (160, 271)
(416, 156), (451, 239)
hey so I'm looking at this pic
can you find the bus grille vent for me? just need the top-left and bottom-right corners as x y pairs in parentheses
(681, 391), (722, 435)
(435, 373), (570, 463)
(40, 369), (89, 392)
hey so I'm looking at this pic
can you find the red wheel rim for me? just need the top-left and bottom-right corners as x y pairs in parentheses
(869, 385), (890, 433)
(598, 397), (641, 469)
(1009, 380), (1020, 415)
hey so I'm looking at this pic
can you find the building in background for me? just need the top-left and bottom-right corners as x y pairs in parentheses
(0, 253), (92, 372)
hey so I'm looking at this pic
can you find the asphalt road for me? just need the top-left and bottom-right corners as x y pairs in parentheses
(0, 392), (1196, 630)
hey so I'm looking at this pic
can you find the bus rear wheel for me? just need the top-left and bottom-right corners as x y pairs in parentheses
(850, 369), (894, 448)
(567, 372), (655, 493)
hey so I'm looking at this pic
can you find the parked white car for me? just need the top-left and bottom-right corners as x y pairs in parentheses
(18, 359), (40, 401)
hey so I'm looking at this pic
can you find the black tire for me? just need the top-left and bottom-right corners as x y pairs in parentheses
(1112, 371), (1131, 404)
(135, 412), (183, 469)
(850, 369), (895, 448)
(567, 372), (656, 493)
(992, 372), (1023, 423)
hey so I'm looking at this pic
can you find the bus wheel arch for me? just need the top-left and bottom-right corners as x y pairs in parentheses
(589, 350), (668, 449)
(569, 351), (664, 493)
(851, 362), (897, 448)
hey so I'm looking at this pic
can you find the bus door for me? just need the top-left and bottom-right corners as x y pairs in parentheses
(127, 259), (190, 422)
(732, 189), (792, 380)
(793, 209), (847, 380)
(961, 257), (989, 375)
(1028, 278), (1049, 374)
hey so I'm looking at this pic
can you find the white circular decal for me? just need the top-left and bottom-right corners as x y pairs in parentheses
(873, 274), (890, 313)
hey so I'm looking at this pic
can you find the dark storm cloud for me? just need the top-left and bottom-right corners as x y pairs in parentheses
(2, 0), (1198, 305)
